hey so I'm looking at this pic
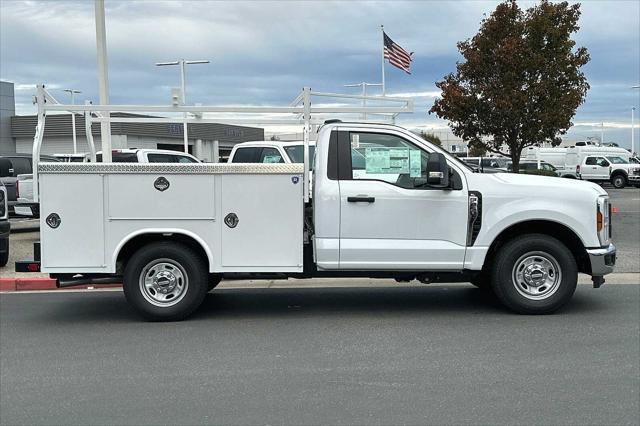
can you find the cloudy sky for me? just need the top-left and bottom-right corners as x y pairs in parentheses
(1, 0), (639, 147)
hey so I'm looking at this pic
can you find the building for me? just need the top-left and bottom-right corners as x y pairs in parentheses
(0, 81), (264, 161)
(0, 81), (15, 154)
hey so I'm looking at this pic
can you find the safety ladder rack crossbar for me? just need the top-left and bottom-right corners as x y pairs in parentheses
(31, 85), (414, 203)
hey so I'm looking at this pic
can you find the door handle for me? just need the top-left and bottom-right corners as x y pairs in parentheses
(347, 196), (375, 203)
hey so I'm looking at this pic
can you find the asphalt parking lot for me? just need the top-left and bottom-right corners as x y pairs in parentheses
(1, 285), (638, 425)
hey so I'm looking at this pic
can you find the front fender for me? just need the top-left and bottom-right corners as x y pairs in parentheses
(474, 197), (599, 249)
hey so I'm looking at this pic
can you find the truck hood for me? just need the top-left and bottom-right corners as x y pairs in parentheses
(472, 172), (607, 197)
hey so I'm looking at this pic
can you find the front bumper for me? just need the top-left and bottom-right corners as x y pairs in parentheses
(587, 243), (616, 276)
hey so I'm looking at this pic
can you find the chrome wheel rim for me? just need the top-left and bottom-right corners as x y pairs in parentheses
(512, 251), (562, 300)
(139, 258), (188, 307)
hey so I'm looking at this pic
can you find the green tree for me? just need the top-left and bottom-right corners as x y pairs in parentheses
(468, 143), (487, 157)
(429, 0), (590, 172)
(419, 131), (442, 146)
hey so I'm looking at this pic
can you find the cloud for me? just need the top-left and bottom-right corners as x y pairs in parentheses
(1, 0), (638, 148)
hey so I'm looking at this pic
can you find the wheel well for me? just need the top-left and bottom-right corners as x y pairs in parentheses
(116, 233), (209, 273)
(483, 220), (591, 275)
(610, 171), (627, 179)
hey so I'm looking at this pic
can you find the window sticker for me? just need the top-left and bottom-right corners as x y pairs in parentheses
(365, 147), (391, 172)
(409, 150), (422, 177)
(263, 155), (282, 163)
(365, 147), (422, 176)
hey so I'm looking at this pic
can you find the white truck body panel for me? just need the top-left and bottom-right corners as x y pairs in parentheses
(38, 163), (304, 274)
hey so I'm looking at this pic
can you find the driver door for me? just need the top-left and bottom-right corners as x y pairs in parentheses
(337, 129), (469, 270)
(583, 156), (609, 180)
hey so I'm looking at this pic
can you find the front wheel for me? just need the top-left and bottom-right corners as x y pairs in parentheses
(491, 234), (577, 314)
(611, 174), (626, 189)
(123, 242), (209, 321)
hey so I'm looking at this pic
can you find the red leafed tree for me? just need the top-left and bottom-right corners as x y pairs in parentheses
(429, 1), (590, 172)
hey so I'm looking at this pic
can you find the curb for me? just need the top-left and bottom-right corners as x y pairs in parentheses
(0, 278), (121, 292)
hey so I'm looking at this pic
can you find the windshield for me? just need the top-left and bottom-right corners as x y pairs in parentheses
(606, 156), (628, 164)
(283, 145), (316, 170)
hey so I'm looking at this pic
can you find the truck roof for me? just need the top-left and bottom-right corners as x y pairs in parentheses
(233, 140), (316, 148)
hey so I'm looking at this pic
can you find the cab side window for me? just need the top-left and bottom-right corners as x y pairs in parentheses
(176, 155), (198, 163)
(147, 154), (175, 163)
(585, 157), (597, 165)
(231, 148), (260, 163)
(259, 147), (284, 163)
(346, 132), (461, 190)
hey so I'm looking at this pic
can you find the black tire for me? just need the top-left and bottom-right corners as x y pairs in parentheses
(208, 274), (223, 292)
(611, 174), (626, 189)
(491, 234), (577, 314)
(123, 242), (208, 321)
(0, 248), (8, 267)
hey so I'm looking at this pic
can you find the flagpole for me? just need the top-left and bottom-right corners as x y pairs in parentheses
(381, 24), (386, 96)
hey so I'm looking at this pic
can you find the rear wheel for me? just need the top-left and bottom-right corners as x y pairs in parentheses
(123, 242), (208, 321)
(611, 174), (626, 189)
(491, 234), (577, 314)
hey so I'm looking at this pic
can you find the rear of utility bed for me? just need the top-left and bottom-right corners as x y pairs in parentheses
(37, 162), (304, 275)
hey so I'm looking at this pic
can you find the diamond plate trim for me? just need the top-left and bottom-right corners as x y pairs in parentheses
(38, 162), (304, 174)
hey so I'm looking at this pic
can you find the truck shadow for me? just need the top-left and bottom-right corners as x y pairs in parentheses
(33, 285), (607, 324)
(192, 285), (605, 320)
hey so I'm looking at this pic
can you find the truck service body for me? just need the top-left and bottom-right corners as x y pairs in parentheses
(17, 86), (616, 320)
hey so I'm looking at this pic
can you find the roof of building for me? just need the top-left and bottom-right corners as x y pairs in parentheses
(11, 113), (264, 144)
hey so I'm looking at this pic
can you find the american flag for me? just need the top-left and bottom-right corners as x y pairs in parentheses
(383, 31), (413, 74)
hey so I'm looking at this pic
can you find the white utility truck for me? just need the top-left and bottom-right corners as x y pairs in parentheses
(17, 86), (616, 320)
(574, 155), (640, 189)
(525, 145), (640, 186)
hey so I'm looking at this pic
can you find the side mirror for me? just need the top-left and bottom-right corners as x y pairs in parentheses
(426, 152), (450, 188)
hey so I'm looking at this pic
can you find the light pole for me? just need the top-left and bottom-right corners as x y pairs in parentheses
(155, 59), (210, 153)
(344, 82), (383, 120)
(632, 107), (636, 156)
(633, 86), (639, 156)
(64, 89), (82, 154)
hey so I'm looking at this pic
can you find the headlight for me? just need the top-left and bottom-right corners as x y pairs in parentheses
(596, 196), (610, 246)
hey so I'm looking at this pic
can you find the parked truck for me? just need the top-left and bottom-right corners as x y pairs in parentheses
(18, 120), (616, 320)
(524, 145), (639, 186)
(574, 155), (640, 189)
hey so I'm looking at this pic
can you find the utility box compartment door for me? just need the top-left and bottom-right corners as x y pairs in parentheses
(39, 173), (105, 268)
(220, 174), (303, 271)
